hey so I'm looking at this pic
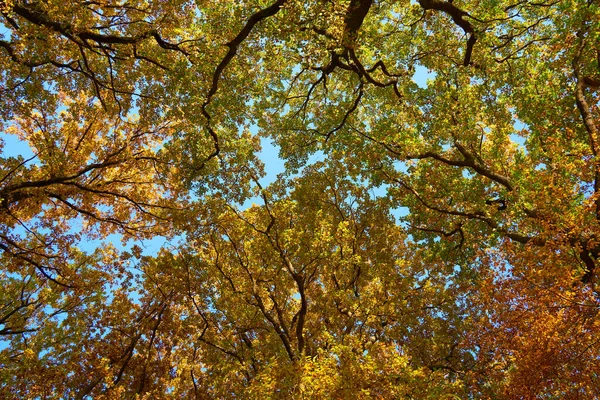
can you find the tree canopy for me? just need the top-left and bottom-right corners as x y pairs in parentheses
(1, 0), (600, 398)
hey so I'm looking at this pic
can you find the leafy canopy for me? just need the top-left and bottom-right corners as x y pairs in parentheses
(1, 0), (600, 398)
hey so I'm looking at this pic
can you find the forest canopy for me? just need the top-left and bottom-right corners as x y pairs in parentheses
(1, 0), (600, 398)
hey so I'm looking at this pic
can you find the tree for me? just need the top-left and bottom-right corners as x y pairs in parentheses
(1, 0), (599, 398)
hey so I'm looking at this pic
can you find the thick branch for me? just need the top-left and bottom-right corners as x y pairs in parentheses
(12, 3), (186, 53)
(418, 0), (477, 65)
(573, 29), (600, 219)
(343, 0), (374, 45)
(405, 147), (513, 191)
(204, 0), (286, 104)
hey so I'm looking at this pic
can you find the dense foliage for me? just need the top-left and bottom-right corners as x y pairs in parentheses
(1, 0), (600, 398)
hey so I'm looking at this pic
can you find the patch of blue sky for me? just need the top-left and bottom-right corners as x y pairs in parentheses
(393, 159), (409, 174)
(412, 65), (437, 89)
(462, 169), (475, 179)
(1, 131), (36, 159)
(0, 19), (8, 37)
(256, 137), (286, 188)
(508, 109), (529, 151)
(510, 133), (526, 146)
(384, 160), (411, 223)
(390, 206), (410, 226)
(369, 183), (388, 199)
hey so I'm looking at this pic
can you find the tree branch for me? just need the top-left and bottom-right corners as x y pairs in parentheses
(418, 0), (477, 66)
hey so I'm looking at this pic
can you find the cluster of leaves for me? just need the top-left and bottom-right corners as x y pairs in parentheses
(1, 0), (600, 398)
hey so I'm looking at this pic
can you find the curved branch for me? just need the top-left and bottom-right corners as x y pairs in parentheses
(418, 0), (477, 66)
(199, 0), (287, 169)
